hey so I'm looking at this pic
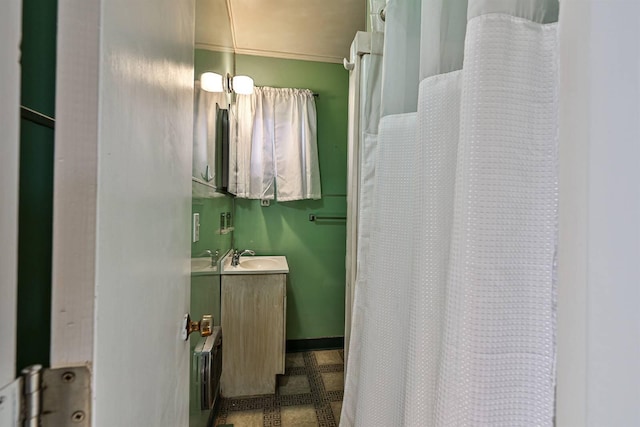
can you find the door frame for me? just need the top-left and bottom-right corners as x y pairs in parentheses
(51, 0), (195, 425)
(0, 0), (22, 387)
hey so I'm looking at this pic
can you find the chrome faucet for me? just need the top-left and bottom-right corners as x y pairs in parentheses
(199, 249), (219, 267)
(231, 249), (255, 266)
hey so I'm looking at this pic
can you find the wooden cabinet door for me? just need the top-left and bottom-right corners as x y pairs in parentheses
(221, 274), (285, 397)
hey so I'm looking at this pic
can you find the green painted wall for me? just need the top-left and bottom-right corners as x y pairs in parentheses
(195, 49), (235, 83)
(234, 55), (348, 340)
(17, 0), (57, 373)
(191, 195), (234, 257)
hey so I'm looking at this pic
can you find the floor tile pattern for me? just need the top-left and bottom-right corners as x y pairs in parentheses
(214, 350), (344, 427)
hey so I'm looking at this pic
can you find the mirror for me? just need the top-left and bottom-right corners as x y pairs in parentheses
(215, 106), (230, 191)
(190, 1), (236, 425)
(193, 0), (235, 195)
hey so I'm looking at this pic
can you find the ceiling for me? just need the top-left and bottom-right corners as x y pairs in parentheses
(195, 0), (366, 64)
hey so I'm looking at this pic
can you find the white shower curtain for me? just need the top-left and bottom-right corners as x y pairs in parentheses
(379, 0), (421, 115)
(344, 31), (384, 368)
(230, 86), (321, 201)
(379, 0), (558, 114)
(343, 1), (559, 425)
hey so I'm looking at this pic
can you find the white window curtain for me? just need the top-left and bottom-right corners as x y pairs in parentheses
(230, 86), (321, 201)
(193, 85), (227, 182)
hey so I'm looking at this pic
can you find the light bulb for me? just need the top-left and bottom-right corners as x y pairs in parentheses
(200, 72), (224, 92)
(232, 75), (254, 95)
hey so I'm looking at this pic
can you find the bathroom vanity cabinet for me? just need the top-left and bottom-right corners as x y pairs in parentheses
(220, 273), (286, 397)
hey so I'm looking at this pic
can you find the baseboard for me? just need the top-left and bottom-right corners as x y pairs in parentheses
(286, 337), (344, 353)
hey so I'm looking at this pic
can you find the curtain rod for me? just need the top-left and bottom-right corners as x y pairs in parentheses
(255, 85), (318, 97)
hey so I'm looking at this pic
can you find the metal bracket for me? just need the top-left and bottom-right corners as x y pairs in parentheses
(41, 366), (91, 427)
(0, 365), (92, 426)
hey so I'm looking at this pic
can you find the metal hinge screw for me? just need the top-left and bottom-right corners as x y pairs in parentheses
(62, 371), (76, 383)
(71, 411), (86, 423)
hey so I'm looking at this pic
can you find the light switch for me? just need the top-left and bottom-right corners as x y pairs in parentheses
(193, 213), (200, 242)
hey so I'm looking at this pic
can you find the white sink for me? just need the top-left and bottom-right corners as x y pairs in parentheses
(240, 258), (280, 270)
(222, 255), (289, 275)
(191, 257), (217, 275)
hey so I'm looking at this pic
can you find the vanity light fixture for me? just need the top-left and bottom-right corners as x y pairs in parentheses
(200, 72), (254, 95)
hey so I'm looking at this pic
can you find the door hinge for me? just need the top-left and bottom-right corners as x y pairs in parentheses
(6, 364), (92, 427)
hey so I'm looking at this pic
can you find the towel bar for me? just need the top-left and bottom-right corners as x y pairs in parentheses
(309, 214), (346, 222)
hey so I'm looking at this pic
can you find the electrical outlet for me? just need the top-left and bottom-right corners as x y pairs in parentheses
(193, 213), (200, 242)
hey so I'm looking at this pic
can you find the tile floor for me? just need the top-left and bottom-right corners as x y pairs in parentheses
(214, 350), (344, 427)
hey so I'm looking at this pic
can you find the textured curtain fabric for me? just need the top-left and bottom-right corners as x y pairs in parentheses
(467, 0), (559, 22)
(343, 113), (417, 427)
(231, 86), (320, 201)
(342, 1), (559, 425)
(432, 16), (558, 425)
(193, 86), (227, 182)
(379, 0), (558, 117)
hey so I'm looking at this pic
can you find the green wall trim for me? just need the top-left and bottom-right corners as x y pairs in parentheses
(233, 54), (348, 340)
(286, 337), (344, 353)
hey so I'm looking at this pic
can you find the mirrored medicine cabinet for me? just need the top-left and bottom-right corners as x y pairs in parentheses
(192, 0), (235, 198)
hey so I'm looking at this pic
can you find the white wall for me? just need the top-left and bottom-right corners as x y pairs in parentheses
(557, 1), (640, 425)
(0, 0), (21, 385)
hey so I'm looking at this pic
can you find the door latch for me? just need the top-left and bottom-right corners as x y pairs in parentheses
(182, 314), (213, 340)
